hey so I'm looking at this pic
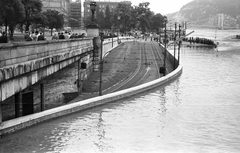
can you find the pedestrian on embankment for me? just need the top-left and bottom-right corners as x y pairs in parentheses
(37, 33), (45, 41)
(52, 32), (59, 40)
(0, 32), (8, 43)
(59, 32), (65, 39)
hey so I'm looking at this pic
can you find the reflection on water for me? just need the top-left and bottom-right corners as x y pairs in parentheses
(43, 46), (240, 153)
(1, 43), (240, 153)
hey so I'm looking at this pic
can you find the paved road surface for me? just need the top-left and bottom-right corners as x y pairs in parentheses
(70, 40), (174, 102)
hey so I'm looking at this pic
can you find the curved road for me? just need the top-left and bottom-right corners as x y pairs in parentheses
(105, 41), (163, 93)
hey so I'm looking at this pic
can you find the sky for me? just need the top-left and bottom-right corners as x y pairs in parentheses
(130, 0), (193, 14)
(73, 0), (194, 15)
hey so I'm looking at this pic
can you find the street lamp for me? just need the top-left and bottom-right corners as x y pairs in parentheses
(99, 32), (104, 96)
(119, 10), (125, 35)
(111, 24), (114, 47)
(174, 23), (177, 69)
(86, 1), (98, 37)
(117, 15), (121, 43)
(90, 1), (97, 23)
(141, 11), (146, 35)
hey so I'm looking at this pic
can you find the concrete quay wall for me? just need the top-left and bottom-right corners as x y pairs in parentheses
(0, 62), (182, 136)
(0, 37), (135, 122)
(0, 39), (93, 68)
(0, 39), (94, 102)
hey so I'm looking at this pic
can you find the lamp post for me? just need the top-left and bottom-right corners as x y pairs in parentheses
(163, 16), (167, 76)
(174, 23), (177, 69)
(117, 15), (121, 43)
(87, 1), (98, 37)
(99, 32), (104, 96)
(90, 1), (97, 23)
(141, 12), (146, 35)
(119, 10), (125, 35)
(111, 24), (114, 47)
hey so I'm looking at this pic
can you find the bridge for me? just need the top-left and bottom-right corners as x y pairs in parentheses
(186, 14), (239, 30)
(0, 32), (133, 124)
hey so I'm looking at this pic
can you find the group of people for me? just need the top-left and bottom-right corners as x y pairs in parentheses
(1, 30), (86, 43)
(52, 31), (86, 40)
(0, 31), (8, 43)
(183, 37), (215, 45)
(24, 31), (46, 41)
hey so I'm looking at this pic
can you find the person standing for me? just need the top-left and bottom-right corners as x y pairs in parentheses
(0, 32), (8, 43)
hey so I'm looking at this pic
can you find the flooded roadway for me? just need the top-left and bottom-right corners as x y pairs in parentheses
(0, 29), (240, 153)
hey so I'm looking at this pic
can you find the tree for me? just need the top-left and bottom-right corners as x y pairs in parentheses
(32, 13), (48, 32)
(21, 0), (43, 31)
(42, 9), (64, 35)
(83, 16), (93, 27)
(150, 13), (164, 34)
(0, 0), (25, 39)
(135, 2), (152, 34)
(98, 11), (105, 29)
(104, 5), (112, 29)
(115, 2), (133, 34)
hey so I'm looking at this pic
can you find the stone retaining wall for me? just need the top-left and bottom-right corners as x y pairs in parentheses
(0, 39), (94, 102)
(0, 62), (182, 136)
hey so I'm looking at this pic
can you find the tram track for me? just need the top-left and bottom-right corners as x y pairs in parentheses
(71, 40), (170, 100)
(150, 42), (163, 77)
(106, 41), (164, 92)
(107, 41), (146, 92)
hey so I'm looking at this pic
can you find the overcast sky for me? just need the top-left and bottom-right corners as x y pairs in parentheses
(130, 0), (193, 14)
(75, 0), (194, 15)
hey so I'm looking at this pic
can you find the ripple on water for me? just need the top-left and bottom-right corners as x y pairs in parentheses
(1, 39), (240, 153)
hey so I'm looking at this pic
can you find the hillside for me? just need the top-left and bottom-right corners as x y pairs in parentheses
(168, 0), (240, 28)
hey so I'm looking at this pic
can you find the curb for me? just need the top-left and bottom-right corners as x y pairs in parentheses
(0, 64), (182, 136)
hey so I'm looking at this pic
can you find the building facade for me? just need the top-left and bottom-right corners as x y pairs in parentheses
(41, 0), (70, 27)
(69, 0), (82, 28)
(83, 0), (131, 19)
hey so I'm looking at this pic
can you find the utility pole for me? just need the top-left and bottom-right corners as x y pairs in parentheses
(111, 25), (114, 47)
(99, 33), (104, 96)
(174, 23), (177, 70)
(163, 17), (167, 76)
(117, 15), (120, 43)
(178, 24), (181, 64)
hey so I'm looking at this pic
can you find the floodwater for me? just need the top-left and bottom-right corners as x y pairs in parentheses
(0, 29), (240, 153)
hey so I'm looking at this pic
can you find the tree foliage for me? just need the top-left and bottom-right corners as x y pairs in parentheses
(0, 0), (25, 38)
(96, 6), (105, 29)
(42, 9), (64, 35)
(104, 5), (112, 29)
(150, 13), (165, 34)
(21, 0), (43, 31)
(90, 1), (165, 34)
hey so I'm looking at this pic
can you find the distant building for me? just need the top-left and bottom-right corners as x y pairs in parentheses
(41, 0), (70, 27)
(69, 0), (82, 29)
(83, 0), (131, 19)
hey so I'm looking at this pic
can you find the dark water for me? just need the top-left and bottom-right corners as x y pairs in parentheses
(0, 45), (240, 153)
